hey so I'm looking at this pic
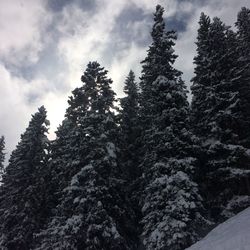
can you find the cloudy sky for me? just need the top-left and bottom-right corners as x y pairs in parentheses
(0, 0), (249, 159)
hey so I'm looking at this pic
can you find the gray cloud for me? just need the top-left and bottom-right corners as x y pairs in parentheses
(47, 0), (71, 12)
(167, 13), (190, 33)
(47, 0), (97, 13)
(112, 4), (151, 46)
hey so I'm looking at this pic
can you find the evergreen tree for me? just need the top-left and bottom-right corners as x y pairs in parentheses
(138, 5), (207, 250)
(119, 71), (141, 245)
(37, 62), (137, 250)
(139, 5), (181, 133)
(235, 7), (250, 148)
(49, 118), (75, 206)
(190, 13), (212, 137)
(191, 14), (250, 221)
(119, 70), (140, 179)
(0, 136), (5, 182)
(0, 106), (50, 250)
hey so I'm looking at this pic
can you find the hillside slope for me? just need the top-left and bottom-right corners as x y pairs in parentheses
(186, 207), (250, 250)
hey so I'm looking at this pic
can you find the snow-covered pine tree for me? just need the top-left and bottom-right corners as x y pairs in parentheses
(119, 71), (141, 243)
(44, 118), (75, 217)
(0, 136), (5, 182)
(0, 106), (50, 250)
(191, 14), (250, 221)
(190, 13), (212, 138)
(119, 70), (140, 179)
(139, 5), (181, 134)
(138, 5), (208, 250)
(235, 7), (250, 148)
(43, 71), (96, 215)
(205, 17), (250, 220)
(36, 62), (137, 250)
(212, 8), (250, 218)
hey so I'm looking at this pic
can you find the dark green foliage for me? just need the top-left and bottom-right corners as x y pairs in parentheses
(138, 5), (208, 250)
(46, 118), (75, 214)
(1, 5), (250, 250)
(191, 12), (250, 221)
(0, 106), (50, 250)
(191, 13), (212, 137)
(0, 136), (5, 182)
(119, 71), (142, 245)
(140, 77), (207, 250)
(120, 70), (140, 178)
(235, 7), (250, 148)
(36, 62), (137, 250)
(140, 5), (181, 132)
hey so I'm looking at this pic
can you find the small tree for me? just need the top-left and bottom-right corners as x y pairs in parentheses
(120, 70), (140, 179)
(190, 13), (212, 138)
(0, 106), (50, 250)
(235, 7), (250, 148)
(0, 136), (5, 182)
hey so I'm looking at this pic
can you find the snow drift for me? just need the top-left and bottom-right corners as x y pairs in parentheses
(186, 207), (250, 250)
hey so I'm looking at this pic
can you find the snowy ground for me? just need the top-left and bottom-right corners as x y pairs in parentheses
(186, 207), (250, 250)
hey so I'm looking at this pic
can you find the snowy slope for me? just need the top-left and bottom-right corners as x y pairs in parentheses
(186, 207), (250, 250)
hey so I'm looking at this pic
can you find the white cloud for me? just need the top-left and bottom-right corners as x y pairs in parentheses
(0, 0), (51, 66)
(42, 91), (69, 140)
(0, 64), (33, 158)
(0, 62), (71, 158)
(1, 0), (250, 160)
(109, 43), (146, 97)
(56, 0), (129, 85)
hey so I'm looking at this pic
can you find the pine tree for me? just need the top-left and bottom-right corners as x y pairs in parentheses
(235, 7), (250, 148)
(190, 13), (212, 137)
(50, 118), (75, 202)
(0, 106), (50, 250)
(0, 136), (5, 182)
(138, 5), (208, 250)
(37, 62), (137, 250)
(119, 70), (140, 179)
(119, 71), (142, 245)
(139, 5), (181, 134)
(191, 14), (250, 221)
(236, 7), (250, 58)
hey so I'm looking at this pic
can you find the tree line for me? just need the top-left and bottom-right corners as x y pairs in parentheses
(0, 5), (249, 250)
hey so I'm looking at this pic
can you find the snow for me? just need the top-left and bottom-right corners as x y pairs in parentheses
(186, 207), (250, 250)
(148, 228), (165, 244)
(227, 168), (250, 176)
(63, 214), (83, 234)
(82, 164), (93, 171)
(106, 142), (116, 158)
(70, 173), (79, 186)
(221, 195), (250, 218)
(246, 149), (250, 156)
(64, 164), (94, 191)
(166, 93), (172, 99)
(111, 225), (120, 239)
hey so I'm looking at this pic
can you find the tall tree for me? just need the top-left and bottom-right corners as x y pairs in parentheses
(0, 106), (50, 250)
(139, 5), (181, 134)
(235, 7), (250, 148)
(119, 71), (141, 244)
(138, 5), (208, 250)
(119, 70), (140, 179)
(37, 62), (137, 250)
(0, 136), (5, 182)
(190, 13), (212, 138)
(191, 14), (250, 221)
